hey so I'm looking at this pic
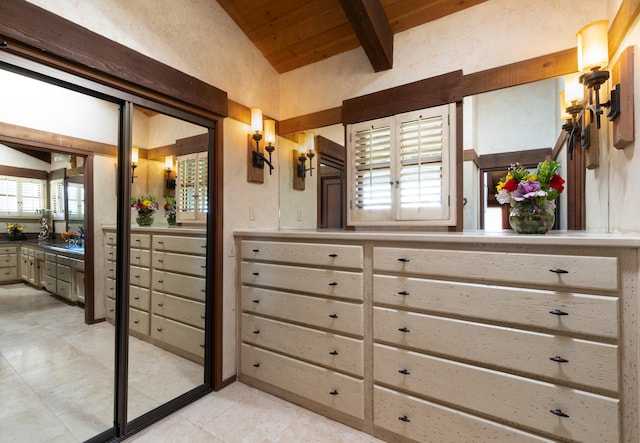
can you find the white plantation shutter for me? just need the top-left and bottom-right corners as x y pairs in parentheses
(197, 154), (208, 214)
(0, 175), (45, 217)
(50, 179), (65, 219)
(347, 104), (455, 226)
(176, 152), (207, 222)
(0, 176), (19, 216)
(67, 182), (84, 220)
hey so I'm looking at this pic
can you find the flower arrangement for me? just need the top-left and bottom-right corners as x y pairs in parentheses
(6, 223), (26, 241)
(164, 196), (176, 225)
(131, 195), (158, 216)
(495, 159), (565, 233)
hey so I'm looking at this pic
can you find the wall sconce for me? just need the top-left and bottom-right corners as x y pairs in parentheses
(131, 147), (139, 183)
(250, 108), (275, 175)
(164, 156), (175, 189)
(561, 73), (585, 158)
(296, 132), (316, 179)
(577, 20), (620, 129)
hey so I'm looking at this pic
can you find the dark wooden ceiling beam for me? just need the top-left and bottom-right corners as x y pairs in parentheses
(338, 0), (393, 72)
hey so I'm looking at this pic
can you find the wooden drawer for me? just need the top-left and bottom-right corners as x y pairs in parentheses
(0, 266), (17, 281)
(373, 386), (554, 443)
(0, 253), (17, 267)
(241, 240), (363, 269)
(105, 262), (116, 279)
(152, 235), (205, 255)
(43, 274), (56, 292)
(241, 344), (364, 419)
(153, 251), (206, 276)
(241, 262), (363, 301)
(152, 270), (206, 301)
(0, 245), (17, 254)
(242, 314), (364, 376)
(105, 277), (115, 299)
(130, 248), (151, 267)
(106, 297), (115, 323)
(373, 274), (619, 339)
(57, 280), (72, 301)
(130, 308), (150, 335)
(373, 247), (618, 291)
(374, 307), (618, 392)
(150, 314), (205, 358)
(69, 258), (84, 271)
(104, 231), (117, 246)
(130, 266), (151, 288)
(374, 344), (619, 442)
(56, 255), (71, 267)
(151, 291), (205, 328)
(130, 286), (150, 311)
(131, 233), (151, 249)
(45, 260), (57, 277)
(56, 264), (71, 283)
(34, 249), (44, 260)
(105, 245), (116, 262)
(242, 286), (364, 336)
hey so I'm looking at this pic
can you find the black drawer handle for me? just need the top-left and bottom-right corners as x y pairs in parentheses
(398, 327), (410, 333)
(328, 282), (338, 286)
(134, 256), (140, 260)
(398, 369), (411, 375)
(134, 275), (140, 278)
(252, 272), (260, 276)
(329, 314), (338, 319)
(253, 330), (260, 334)
(252, 299), (260, 304)
(398, 415), (411, 423)
(252, 249), (259, 253)
(157, 280), (164, 283)
(200, 315), (205, 319)
(329, 350), (339, 355)
(397, 291), (410, 296)
(135, 239), (141, 243)
(200, 245), (206, 249)
(329, 390), (339, 396)
(157, 241), (164, 244)
(201, 289), (206, 293)
(200, 344), (205, 348)
(156, 327), (163, 332)
(549, 309), (568, 316)
(134, 296), (139, 300)
(200, 265), (206, 269)
(133, 320), (139, 324)
(253, 362), (260, 368)
(550, 356), (569, 363)
(328, 253), (338, 258)
(157, 303), (163, 307)
(397, 258), (410, 263)
(549, 268), (569, 274)
(550, 408), (569, 418)
(109, 309), (114, 312)
(157, 259), (164, 263)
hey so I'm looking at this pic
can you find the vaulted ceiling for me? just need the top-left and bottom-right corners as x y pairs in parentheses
(217, 0), (489, 73)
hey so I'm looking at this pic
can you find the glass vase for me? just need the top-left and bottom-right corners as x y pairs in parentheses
(167, 212), (176, 226)
(136, 212), (154, 227)
(509, 201), (555, 234)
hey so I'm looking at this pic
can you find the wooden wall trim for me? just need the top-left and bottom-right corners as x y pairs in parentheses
(280, 107), (343, 135)
(0, 1), (228, 118)
(0, 164), (47, 179)
(478, 148), (552, 170)
(609, 0), (640, 58)
(463, 149), (480, 167)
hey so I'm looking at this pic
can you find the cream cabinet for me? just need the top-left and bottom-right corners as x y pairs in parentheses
(34, 247), (83, 303)
(239, 240), (365, 424)
(104, 228), (206, 364)
(235, 232), (639, 443)
(0, 244), (18, 282)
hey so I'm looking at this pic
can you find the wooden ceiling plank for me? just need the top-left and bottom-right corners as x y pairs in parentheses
(382, 0), (488, 33)
(338, 0), (393, 71)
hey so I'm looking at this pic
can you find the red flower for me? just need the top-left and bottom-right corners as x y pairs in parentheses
(550, 174), (565, 192)
(503, 178), (518, 192)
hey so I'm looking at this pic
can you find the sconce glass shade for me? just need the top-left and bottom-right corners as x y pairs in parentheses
(564, 73), (584, 104)
(560, 91), (571, 121)
(131, 147), (139, 163)
(251, 108), (263, 133)
(264, 119), (275, 144)
(305, 132), (315, 152)
(165, 156), (173, 169)
(577, 20), (609, 72)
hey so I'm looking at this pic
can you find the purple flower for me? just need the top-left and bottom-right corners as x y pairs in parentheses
(512, 180), (547, 201)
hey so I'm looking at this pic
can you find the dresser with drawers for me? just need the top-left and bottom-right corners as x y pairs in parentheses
(235, 231), (640, 443)
(0, 244), (18, 283)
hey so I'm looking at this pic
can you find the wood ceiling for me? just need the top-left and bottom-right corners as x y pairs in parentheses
(217, 0), (488, 73)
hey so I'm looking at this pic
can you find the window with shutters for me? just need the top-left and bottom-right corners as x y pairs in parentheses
(347, 104), (456, 226)
(67, 182), (84, 221)
(176, 152), (208, 222)
(50, 179), (65, 219)
(0, 175), (46, 217)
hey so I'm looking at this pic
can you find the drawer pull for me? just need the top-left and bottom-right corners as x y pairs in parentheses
(397, 291), (410, 296)
(201, 289), (206, 293)
(252, 272), (260, 276)
(329, 390), (339, 396)
(200, 265), (206, 269)
(157, 280), (164, 283)
(157, 327), (163, 332)
(328, 253), (338, 258)
(398, 327), (410, 333)
(253, 330), (260, 334)
(549, 268), (569, 274)
(253, 362), (260, 368)
(329, 314), (338, 319)
(134, 256), (140, 260)
(157, 241), (164, 244)
(398, 369), (411, 375)
(200, 344), (205, 348)
(157, 303), (164, 307)
(134, 275), (140, 278)
(328, 282), (338, 286)
(157, 259), (164, 263)
(200, 245), (206, 249)
(550, 355), (569, 363)
(134, 296), (139, 300)
(133, 320), (139, 324)
(397, 258), (410, 263)
(398, 415), (411, 423)
(252, 249), (260, 252)
(549, 309), (569, 316)
(252, 299), (260, 304)
(329, 350), (339, 356)
(550, 408), (569, 418)
(200, 315), (206, 319)
(109, 308), (114, 312)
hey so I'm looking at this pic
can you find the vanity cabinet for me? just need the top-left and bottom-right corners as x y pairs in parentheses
(0, 244), (18, 282)
(235, 232), (639, 443)
(239, 240), (365, 423)
(19, 245), (43, 288)
(104, 228), (206, 363)
(38, 248), (83, 302)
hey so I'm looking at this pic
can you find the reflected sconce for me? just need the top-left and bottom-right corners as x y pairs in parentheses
(296, 132), (316, 180)
(577, 20), (620, 129)
(164, 156), (175, 189)
(250, 108), (275, 175)
(131, 147), (139, 183)
(561, 73), (585, 159)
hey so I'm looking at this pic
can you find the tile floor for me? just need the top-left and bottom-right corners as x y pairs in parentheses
(0, 283), (381, 442)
